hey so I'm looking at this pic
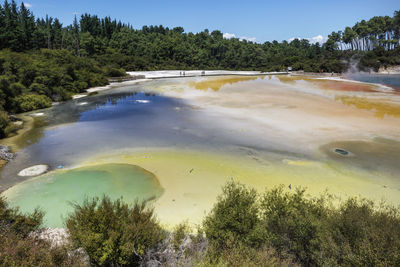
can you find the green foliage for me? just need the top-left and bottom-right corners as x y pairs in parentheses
(0, 49), (109, 112)
(14, 93), (52, 112)
(105, 66), (126, 77)
(203, 181), (400, 266)
(0, 196), (85, 266)
(199, 244), (297, 267)
(0, 195), (43, 237)
(203, 181), (262, 252)
(66, 196), (165, 266)
(172, 221), (192, 250)
(0, 232), (86, 267)
(0, 111), (10, 138)
(2, 1), (399, 79)
(260, 186), (329, 265)
(326, 198), (400, 266)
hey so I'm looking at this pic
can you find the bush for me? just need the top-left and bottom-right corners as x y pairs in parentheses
(14, 94), (52, 112)
(203, 181), (262, 252)
(0, 232), (86, 267)
(0, 111), (10, 138)
(105, 66), (127, 77)
(66, 196), (165, 266)
(0, 196), (43, 237)
(326, 198), (400, 266)
(260, 186), (329, 265)
(29, 82), (49, 95)
(10, 82), (27, 95)
(201, 243), (298, 267)
(0, 197), (86, 266)
(203, 181), (400, 266)
(172, 221), (192, 250)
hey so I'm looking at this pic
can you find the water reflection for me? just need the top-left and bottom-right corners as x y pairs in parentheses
(188, 76), (264, 91)
(276, 75), (378, 92)
(0, 90), (198, 189)
(336, 96), (400, 118)
(345, 73), (400, 91)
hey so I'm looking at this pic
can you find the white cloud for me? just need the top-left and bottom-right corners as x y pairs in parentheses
(223, 33), (236, 39)
(308, 35), (326, 44)
(288, 35), (327, 44)
(223, 33), (256, 42)
(240, 36), (256, 42)
(23, 2), (32, 8)
(288, 37), (300, 42)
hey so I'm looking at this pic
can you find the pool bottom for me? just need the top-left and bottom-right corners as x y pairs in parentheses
(79, 148), (400, 227)
(3, 163), (163, 228)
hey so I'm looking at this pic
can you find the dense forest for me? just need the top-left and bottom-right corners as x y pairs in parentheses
(0, 0), (399, 137)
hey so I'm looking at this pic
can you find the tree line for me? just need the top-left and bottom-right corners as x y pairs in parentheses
(326, 11), (400, 51)
(4, 0), (398, 73)
(1, 0), (398, 70)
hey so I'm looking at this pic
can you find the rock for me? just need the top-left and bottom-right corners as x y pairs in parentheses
(31, 112), (44, 117)
(33, 228), (69, 247)
(0, 145), (14, 161)
(18, 164), (49, 176)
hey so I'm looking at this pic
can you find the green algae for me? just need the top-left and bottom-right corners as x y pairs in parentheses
(81, 149), (400, 227)
(2, 163), (163, 228)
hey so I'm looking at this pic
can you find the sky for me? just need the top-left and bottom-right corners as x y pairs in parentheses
(18, 0), (400, 43)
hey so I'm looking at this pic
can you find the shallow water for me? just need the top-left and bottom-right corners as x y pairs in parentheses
(346, 73), (400, 91)
(3, 163), (163, 228)
(1, 74), (400, 227)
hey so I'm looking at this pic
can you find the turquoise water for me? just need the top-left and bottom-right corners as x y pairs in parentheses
(3, 164), (163, 228)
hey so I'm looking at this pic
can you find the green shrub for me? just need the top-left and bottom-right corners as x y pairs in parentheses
(200, 243), (298, 267)
(29, 83), (49, 95)
(326, 198), (400, 266)
(172, 221), (192, 250)
(0, 197), (86, 266)
(203, 181), (400, 266)
(105, 67), (126, 77)
(203, 181), (262, 252)
(0, 232), (86, 267)
(10, 82), (27, 95)
(4, 122), (21, 137)
(66, 196), (165, 266)
(14, 94), (52, 112)
(0, 111), (10, 138)
(259, 186), (329, 265)
(0, 196), (43, 237)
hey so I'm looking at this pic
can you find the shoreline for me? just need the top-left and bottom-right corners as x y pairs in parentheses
(74, 69), (400, 100)
(76, 70), (289, 97)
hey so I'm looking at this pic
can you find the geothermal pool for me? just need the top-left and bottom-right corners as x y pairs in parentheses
(1, 74), (400, 227)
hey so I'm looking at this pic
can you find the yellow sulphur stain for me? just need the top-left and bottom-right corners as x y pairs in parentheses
(188, 76), (263, 91)
(80, 149), (400, 227)
(336, 96), (400, 118)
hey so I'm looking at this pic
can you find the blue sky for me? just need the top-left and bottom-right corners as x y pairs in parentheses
(19, 0), (399, 43)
